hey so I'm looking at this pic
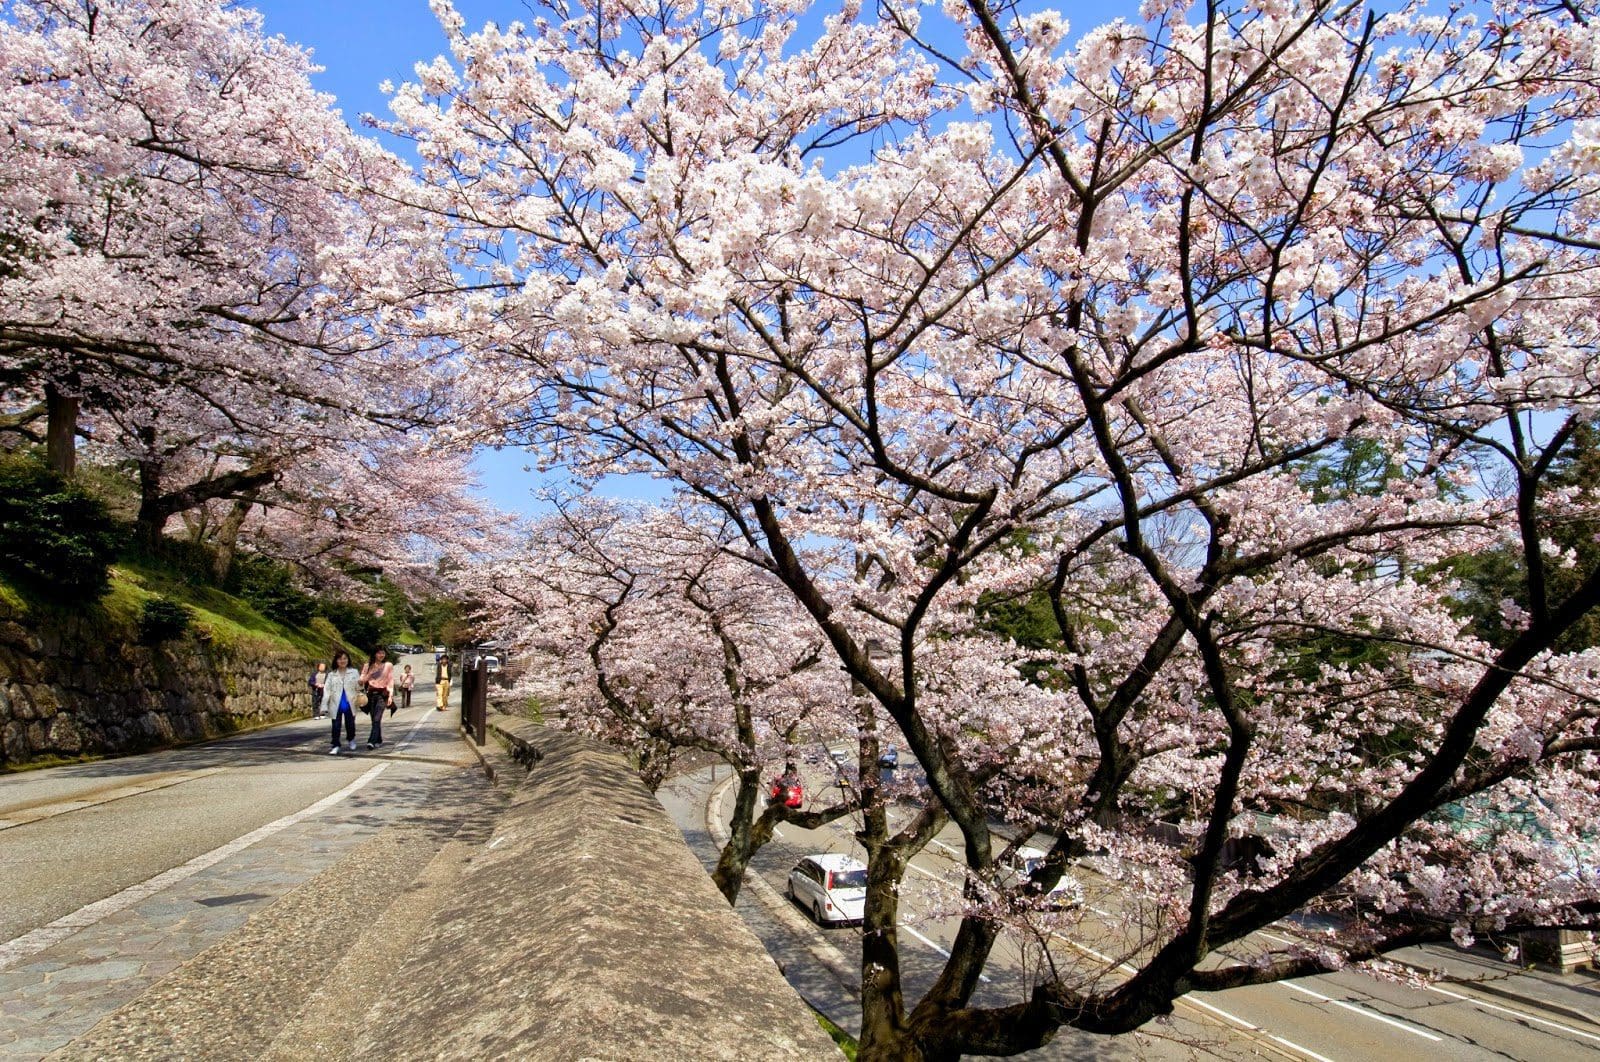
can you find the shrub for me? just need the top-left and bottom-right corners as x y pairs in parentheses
(319, 599), (383, 651)
(138, 598), (193, 642)
(230, 555), (316, 626)
(0, 451), (124, 600)
(132, 534), (219, 587)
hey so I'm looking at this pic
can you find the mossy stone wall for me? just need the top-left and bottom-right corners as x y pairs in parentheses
(0, 607), (306, 767)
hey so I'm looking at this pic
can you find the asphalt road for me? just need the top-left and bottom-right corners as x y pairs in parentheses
(678, 755), (1600, 1062)
(0, 652), (460, 949)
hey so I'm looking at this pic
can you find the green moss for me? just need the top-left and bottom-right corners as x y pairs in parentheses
(0, 578), (26, 615)
(111, 560), (339, 659)
(0, 751), (102, 773)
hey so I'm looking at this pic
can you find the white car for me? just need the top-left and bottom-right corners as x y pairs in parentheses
(787, 853), (867, 927)
(999, 845), (1083, 910)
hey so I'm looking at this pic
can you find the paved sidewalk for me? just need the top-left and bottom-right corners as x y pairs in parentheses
(0, 692), (492, 1060)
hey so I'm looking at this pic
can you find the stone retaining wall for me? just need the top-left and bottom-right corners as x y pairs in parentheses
(0, 608), (307, 767)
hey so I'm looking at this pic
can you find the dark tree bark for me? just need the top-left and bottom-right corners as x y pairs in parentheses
(43, 384), (77, 477)
(135, 459), (278, 549)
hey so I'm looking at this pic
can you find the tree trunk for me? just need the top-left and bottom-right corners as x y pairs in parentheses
(711, 767), (766, 904)
(43, 384), (77, 477)
(135, 442), (166, 550)
(858, 845), (920, 1061)
(856, 698), (922, 1061)
(210, 490), (258, 584)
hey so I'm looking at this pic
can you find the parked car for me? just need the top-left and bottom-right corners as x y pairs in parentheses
(483, 654), (502, 674)
(386, 643), (412, 657)
(787, 854), (867, 927)
(998, 845), (1083, 910)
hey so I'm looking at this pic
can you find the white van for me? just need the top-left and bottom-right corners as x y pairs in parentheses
(787, 853), (868, 926)
(998, 845), (1083, 910)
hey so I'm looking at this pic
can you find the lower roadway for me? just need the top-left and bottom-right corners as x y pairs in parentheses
(667, 756), (1600, 1062)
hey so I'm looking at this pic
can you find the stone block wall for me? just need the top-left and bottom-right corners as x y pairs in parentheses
(0, 609), (308, 767)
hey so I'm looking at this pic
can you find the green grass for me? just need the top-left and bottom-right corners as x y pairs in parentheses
(813, 1009), (858, 1059)
(0, 561), (347, 663)
(0, 577), (24, 614)
(112, 560), (337, 656)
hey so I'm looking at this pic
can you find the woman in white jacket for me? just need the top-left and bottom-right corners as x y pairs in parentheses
(323, 650), (362, 754)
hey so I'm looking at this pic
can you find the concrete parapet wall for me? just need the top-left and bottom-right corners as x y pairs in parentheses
(354, 723), (839, 1060)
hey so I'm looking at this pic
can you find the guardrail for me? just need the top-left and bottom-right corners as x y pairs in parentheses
(459, 656), (487, 746)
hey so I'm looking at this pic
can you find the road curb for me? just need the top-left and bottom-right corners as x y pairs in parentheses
(456, 721), (495, 784)
(703, 772), (861, 994)
(1388, 954), (1600, 1032)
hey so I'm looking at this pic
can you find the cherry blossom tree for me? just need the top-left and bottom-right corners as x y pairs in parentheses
(464, 498), (860, 902)
(0, 0), (449, 477)
(390, 0), (1600, 1055)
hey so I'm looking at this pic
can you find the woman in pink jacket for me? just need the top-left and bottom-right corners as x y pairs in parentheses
(359, 646), (395, 749)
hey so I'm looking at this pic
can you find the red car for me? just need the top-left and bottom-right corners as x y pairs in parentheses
(769, 778), (803, 808)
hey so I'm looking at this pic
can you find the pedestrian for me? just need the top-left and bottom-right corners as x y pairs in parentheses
(308, 661), (327, 718)
(360, 646), (394, 748)
(396, 664), (414, 712)
(324, 650), (360, 754)
(434, 653), (451, 711)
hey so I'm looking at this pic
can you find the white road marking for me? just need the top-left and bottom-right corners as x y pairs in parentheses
(1283, 982), (1442, 1041)
(390, 705), (438, 752)
(1426, 984), (1600, 1045)
(0, 762), (389, 971)
(1060, 937), (1336, 1062)
(1259, 930), (1297, 945)
(1181, 996), (1340, 1062)
(899, 923), (991, 983)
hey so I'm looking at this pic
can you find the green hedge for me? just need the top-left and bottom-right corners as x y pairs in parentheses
(138, 598), (193, 642)
(0, 452), (124, 600)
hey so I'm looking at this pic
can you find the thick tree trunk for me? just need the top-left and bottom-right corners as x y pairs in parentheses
(135, 445), (166, 549)
(858, 845), (920, 1061)
(136, 457), (280, 554)
(209, 490), (257, 584)
(855, 702), (923, 1062)
(43, 384), (77, 477)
